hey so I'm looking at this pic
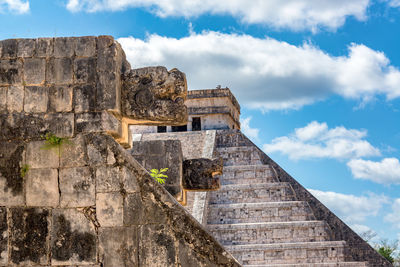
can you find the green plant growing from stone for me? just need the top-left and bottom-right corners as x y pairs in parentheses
(150, 168), (168, 184)
(41, 132), (71, 156)
(20, 164), (30, 178)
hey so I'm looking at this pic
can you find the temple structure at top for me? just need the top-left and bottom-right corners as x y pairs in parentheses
(129, 87), (241, 134)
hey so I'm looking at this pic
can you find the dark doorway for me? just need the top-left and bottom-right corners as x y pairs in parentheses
(157, 126), (167, 133)
(192, 117), (201, 131)
(172, 125), (187, 132)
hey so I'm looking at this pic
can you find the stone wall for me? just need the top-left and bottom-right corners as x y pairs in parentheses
(130, 140), (184, 202)
(0, 36), (241, 267)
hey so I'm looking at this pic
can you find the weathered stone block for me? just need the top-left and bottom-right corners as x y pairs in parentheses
(36, 38), (53, 57)
(6, 85), (24, 112)
(99, 227), (138, 267)
(59, 167), (95, 207)
(131, 140), (182, 199)
(96, 70), (120, 111)
(26, 140), (59, 169)
(73, 84), (96, 112)
(60, 135), (87, 167)
(17, 38), (36, 57)
(123, 193), (143, 225)
(23, 58), (46, 84)
(139, 224), (177, 267)
(49, 85), (73, 112)
(26, 168), (59, 207)
(75, 112), (121, 136)
(0, 208), (7, 266)
(141, 193), (167, 225)
(1, 39), (17, 58)
(96, 192), (123, 227)
(75, 36), (96, 57)
(97, 36), (118, 72)
(0, 59), (22, 85)
(45, 113), (75, 138)
(0, 141), (25, 206)
(24, 86), (48, 113)
(74, 57), (96, 84)
(96, 166), (122, 193)
(182, 158), (222, 191)
(122, 166), (139, 193)
(54, 37), (75, 58)
(0, 87), (6, 112)
(47, 58), (73, 84)
(9, 208), (49, 265)
(51, 209), (97, 265)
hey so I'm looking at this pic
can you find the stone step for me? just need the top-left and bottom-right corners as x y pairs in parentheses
(245, 262), (368, 267)
(207, 221), (332, 245)
(227, 241), (350, 265)
(207, 201), (315, 224)
(220, 165), (278, 185)
(209, 183), (296, 204)
(217, 146), (263, 166)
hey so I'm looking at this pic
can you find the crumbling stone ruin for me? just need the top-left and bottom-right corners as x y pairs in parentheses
(0, 36), (240, 266)
(0, 36), (392, 267)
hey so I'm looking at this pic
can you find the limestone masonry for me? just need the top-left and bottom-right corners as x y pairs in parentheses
(0, 36), (392, 267)
(0, 36), (240, 267)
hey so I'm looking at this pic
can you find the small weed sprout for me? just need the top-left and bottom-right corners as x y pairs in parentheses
(40, 133), (71, 156)
(20, 164), (30, 178)
(150, 168), (168, 184)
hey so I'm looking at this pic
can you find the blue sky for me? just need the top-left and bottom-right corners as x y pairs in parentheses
(2, 0), (400, 243)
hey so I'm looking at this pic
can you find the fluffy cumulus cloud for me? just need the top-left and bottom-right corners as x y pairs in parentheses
(347, 158), (400, 184)
(263, 121), (380, 160)
(0, 0), (29, 13)
(240, 117), (259, 142)
(308, 189), (388, 224)
(118, 32), (400, 111)
(385, 199), (400, 228)
(65, 0), (369, 31)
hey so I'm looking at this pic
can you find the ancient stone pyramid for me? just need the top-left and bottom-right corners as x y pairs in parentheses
(203, 129), (390, 267)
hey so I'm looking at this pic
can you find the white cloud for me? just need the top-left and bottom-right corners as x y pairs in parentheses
(118, 32), (400, 111)
(309, 189), (389, 224)
(348, 158), (400, 184)
(263, 121), (380, 160)
(385, 199), (400, 228)
(388, 0), (400, 7)
(0, 0), (29, 13)
(240, 117), (259, 142)
(65, 0), (370, 31)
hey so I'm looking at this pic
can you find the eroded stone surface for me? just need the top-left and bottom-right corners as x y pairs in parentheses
(183, 158), (222, 191)
(96, 192), (123, 227)
(0, 208), (7, 266)
(99, 227), (138, 267)
(0, 141), (25, 201)
(130, 140), (183, 199)
(49, 85), (73, 112)
(9, 208), (49, 265)
(23, 58), (45, 84)
(26, 168), (59, 207)
(52, 209), (97, 265)
(7, 85), (24, 112)
(60, 167), (95, 208)
(26, 140), (59, 169)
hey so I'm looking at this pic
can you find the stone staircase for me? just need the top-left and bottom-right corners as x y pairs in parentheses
(204, 144), (369, 266)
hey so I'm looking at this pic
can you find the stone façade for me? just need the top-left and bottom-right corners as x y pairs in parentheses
(0, 36), (240, 267)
